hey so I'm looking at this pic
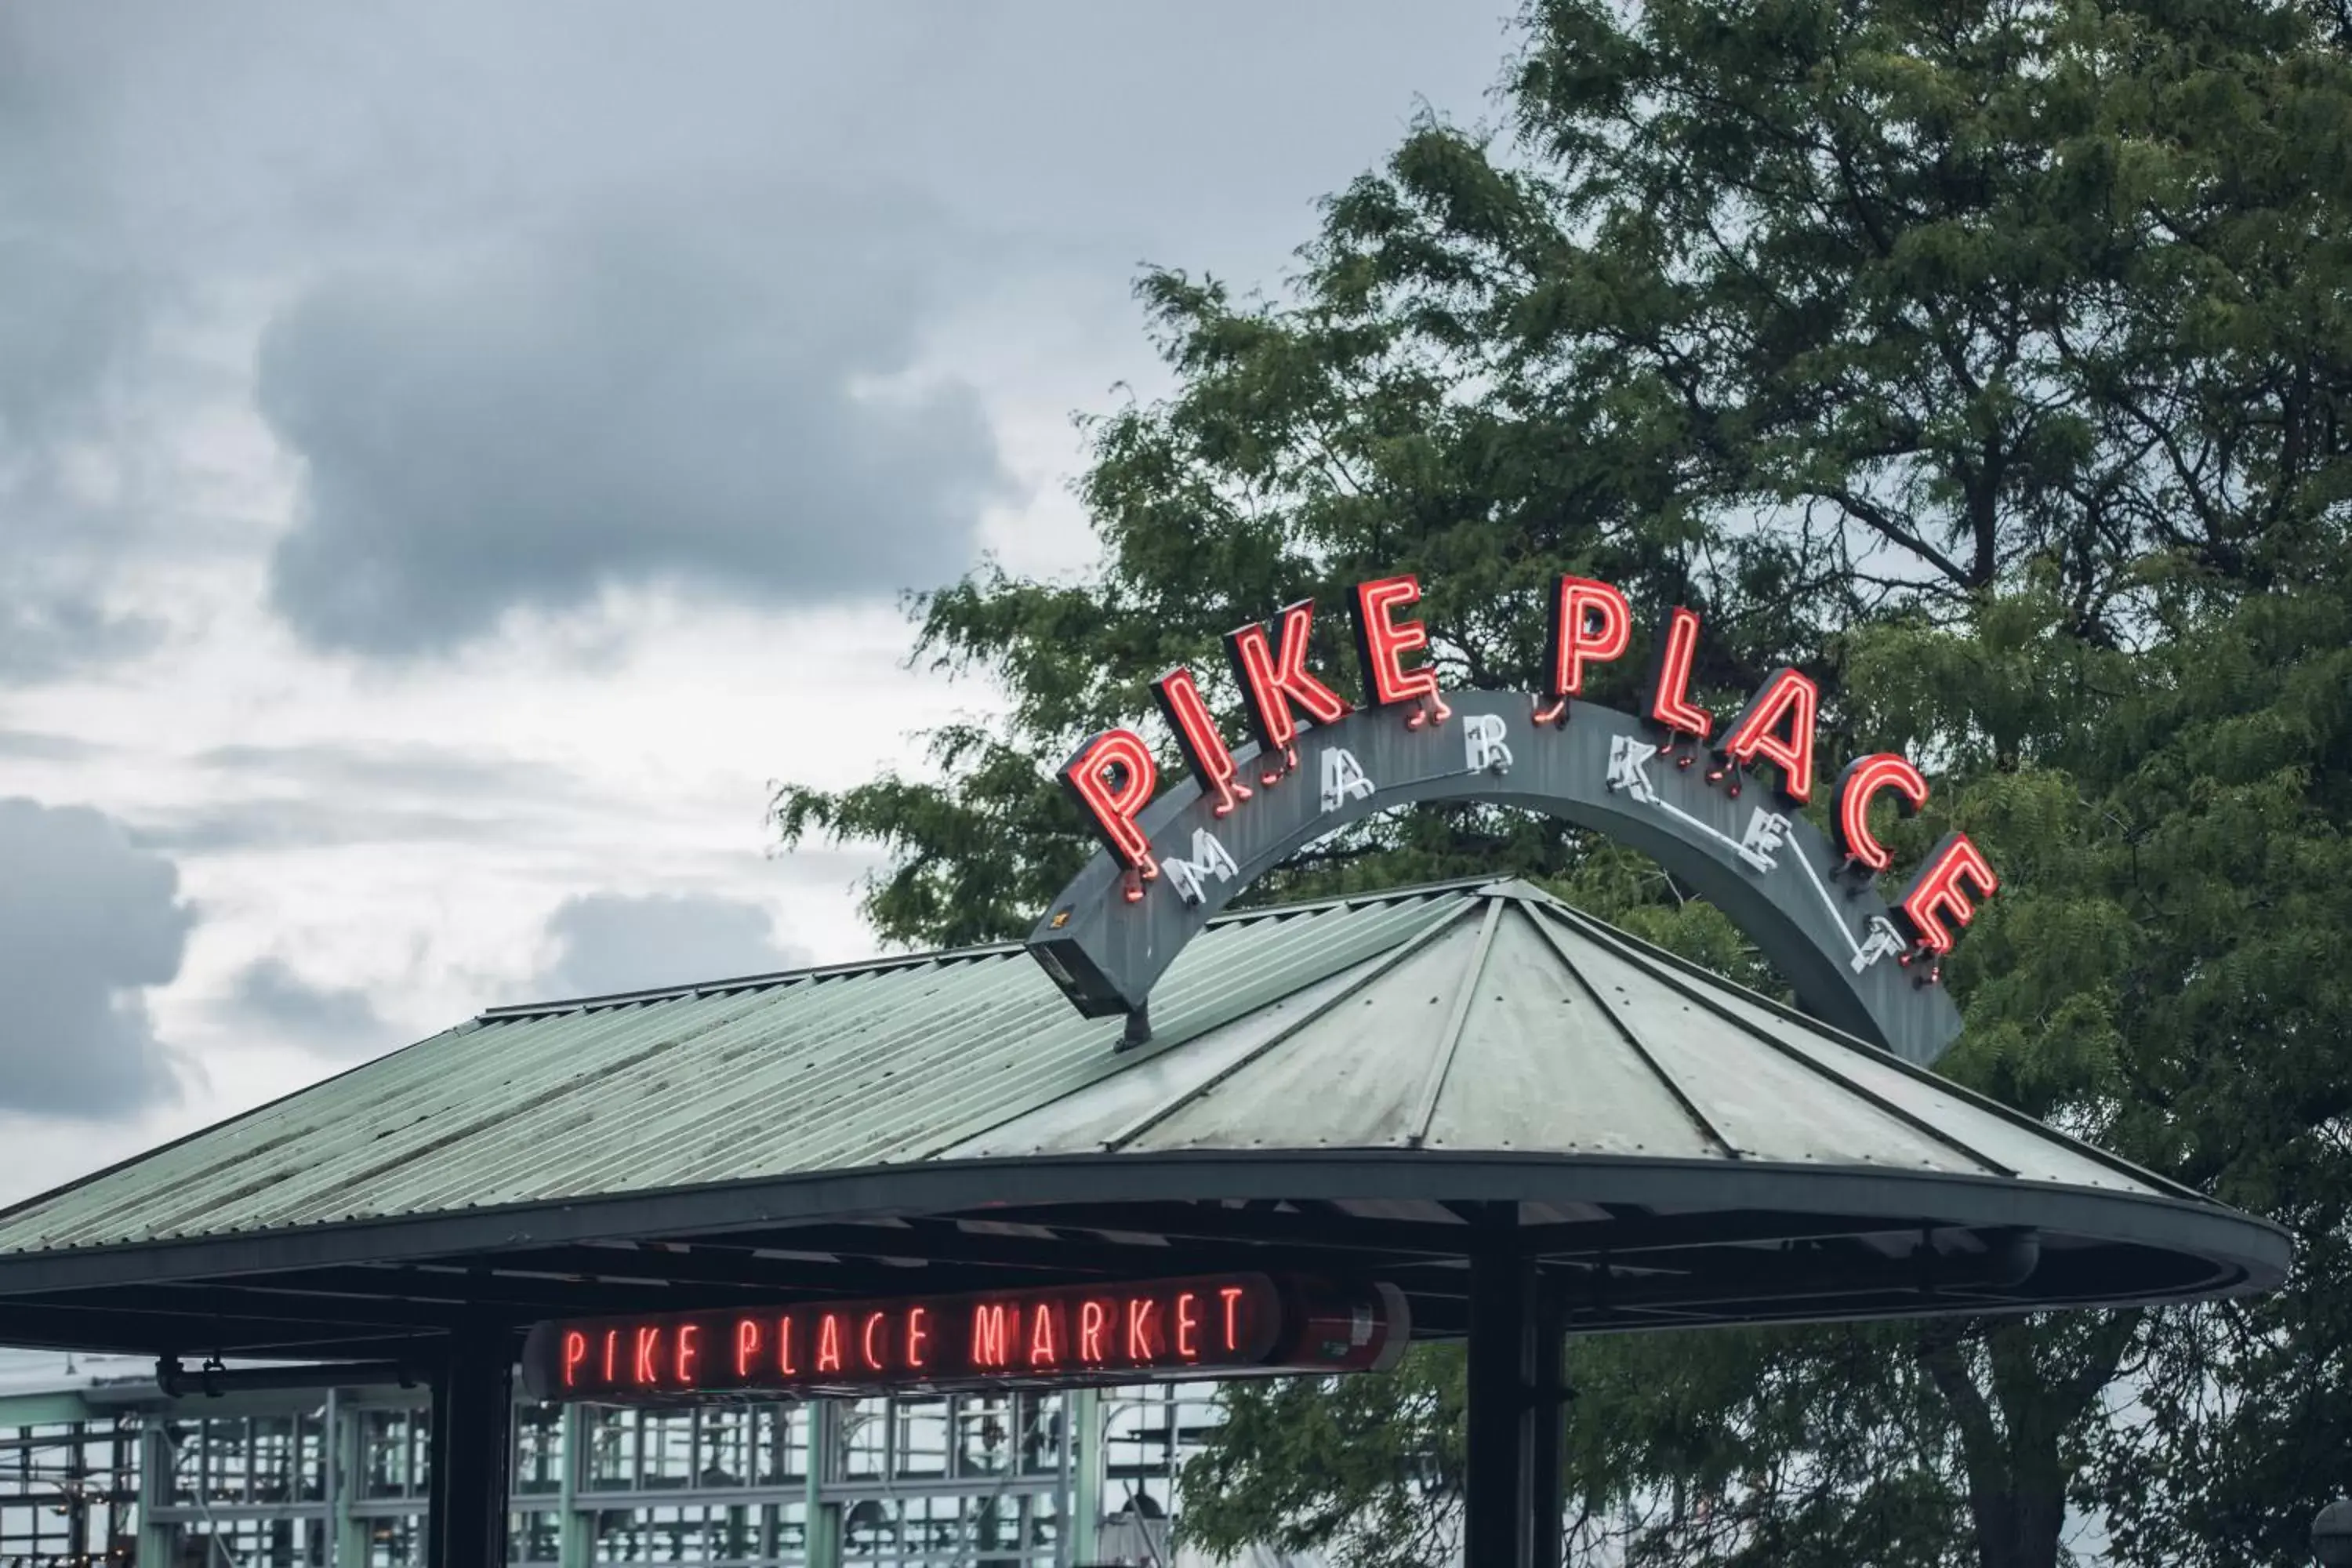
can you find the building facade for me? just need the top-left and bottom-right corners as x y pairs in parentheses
(0, 1352), (1231, 1568)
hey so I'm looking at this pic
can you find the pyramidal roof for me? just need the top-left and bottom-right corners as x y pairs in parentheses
(0, 878), (2283, 1356)
(0, 877), (2186, 1252)
(949, 880), (2154, 1195)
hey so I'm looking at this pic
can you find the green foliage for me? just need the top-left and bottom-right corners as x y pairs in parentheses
(775, 1), (2352, 1564)
(1178, 1348), (1468, 1568)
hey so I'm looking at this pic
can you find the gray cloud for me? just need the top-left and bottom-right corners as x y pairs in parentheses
(222, 957), (401, 1058)
(0, 729), (108, 761)
(0, 3), (1506, 673)
(193, 739), (586, 802)
(0, 15), (173, 678)
(0, 798), (191, 1115)
(532, 891), (806, 1002)
(256, 188), (1013, 656)
(127, 740), (601, 855)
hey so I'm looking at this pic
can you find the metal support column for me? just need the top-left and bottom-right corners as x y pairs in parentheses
(1465, 1212), (1567, 1568)
(556, 1406), (589, 1568)
(802, 1399), (840, 1568)
(136, 1428), (174, 1568)
(428, 1327), (515, 1568)
(1529, 1276), (1566, 1568)
(1068, 1387), (1102, 1568)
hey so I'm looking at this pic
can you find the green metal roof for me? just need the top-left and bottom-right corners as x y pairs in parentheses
(0, 877), (2289, 1359)
(0, 883), (1467, 1253)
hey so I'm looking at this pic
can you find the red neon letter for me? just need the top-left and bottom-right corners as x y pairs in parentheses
(734, 1319), (760, 1378)
(1224, 600), (1352, 765)
(1151, 666), (1250, 817)
(1834, 753), (1929, 873)
(1175, 1293), (1200, 1361)
(1080, 1301), (1109, 1363)
(1642, 608), (1712, 740)
(1029, 1304), (1061, 1368)
(633, 1327), (659, 1385)
(1058, 729), (1160, 879)
(602, 1330), (618, 1384)
(562, 1331), (587, 1388)
(1715, 668), (1820, 803)
(675, 1323), (701, 1385)
(1348, 575), (1443, 712)
(1220, 1286), (1244, 1351)
(1537, 575), (1632, 723)
(817, 1313), (844, 1374)
(1126, 1296), (1160, 1362)
(777, 1316), (797, 1377)
(1900, 833), (1999, 955)
(862, 1312), (887, 1372)
(972, 1303), (1014, 1368)
(906, 1307), (930, 1370)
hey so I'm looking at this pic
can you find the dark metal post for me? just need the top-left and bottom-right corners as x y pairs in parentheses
(1468, 1218), (1568, 1568)
(1529, 1276), (1566, 1568)
(429, 1327), (515, 1568)
(1467, 1232), (1530, 1567)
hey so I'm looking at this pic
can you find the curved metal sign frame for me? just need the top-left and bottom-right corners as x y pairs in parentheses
(1026, 691), (1963, 1065)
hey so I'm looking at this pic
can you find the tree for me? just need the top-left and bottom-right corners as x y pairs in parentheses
(775, 2), (2352, 1564)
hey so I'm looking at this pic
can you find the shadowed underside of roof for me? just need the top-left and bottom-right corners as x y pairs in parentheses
(0, 878), (2289, 1359)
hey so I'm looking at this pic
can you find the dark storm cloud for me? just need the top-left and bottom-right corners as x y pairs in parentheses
(256, 189), (1013, 656)
(531, 891), (806, 1003)
(0, 2), (1510, 672)
(0, 798), (191, 1115)
(223, 957), (401, 1058)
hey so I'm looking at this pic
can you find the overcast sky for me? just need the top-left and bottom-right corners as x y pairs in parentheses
(0, 4), (1515, 1200)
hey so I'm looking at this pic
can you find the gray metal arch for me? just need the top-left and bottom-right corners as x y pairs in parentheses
(1028, 691), (1965, 1064)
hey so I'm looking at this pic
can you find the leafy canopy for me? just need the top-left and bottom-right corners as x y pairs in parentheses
(776, 1), (2352, 1564)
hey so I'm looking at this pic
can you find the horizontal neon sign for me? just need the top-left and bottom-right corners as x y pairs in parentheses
(519, 1273), (1408, 1402)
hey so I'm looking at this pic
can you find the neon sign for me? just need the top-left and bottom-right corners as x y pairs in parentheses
(1031, 572), (1995, 1065)
(518, 1273), (1407, 1402)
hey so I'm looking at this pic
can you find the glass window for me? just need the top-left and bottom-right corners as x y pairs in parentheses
(752, 1404), (804, 1486)
(584, 1407), (635, 1492)
(1018, 1394), (1063, 1476)
(296, 1410), (328, 1503)
(360, 1409), (418, 1499)
(201, 1417), (249, 1505)
(514, 1406), (564, 1496)
(953, 1395), (1013, 1478)
(638, 1412), (696, 1490)
(1028, 1490), (1062, 1552)
(171, 1516), (328, 1568)
(162, 1421), (202, 1507)
(593, 1502), (761, 1563)
(361, 1515), (422, 1568)
(511, 1508), (561, 1564)
(691, 1407), (748, 1488)
(837, 1399), (887, 1481)
(899, 1493), (962, 1557)
(249, 1414), (296, 1504)
(891, 1398), (947, 1479)
(839, 1497), (898, 1560)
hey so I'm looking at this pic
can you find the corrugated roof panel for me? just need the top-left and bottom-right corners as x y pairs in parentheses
(0, 878), (2191, 1258)
(1422, 906), (1728, 1160)
(0, 885), (1475, 1253)
(1537, 916), (1998, 1174)
(1123, 910), (1487, 1152)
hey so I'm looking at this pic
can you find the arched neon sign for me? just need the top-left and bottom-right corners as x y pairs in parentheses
(1029, 574), (1994, 1065)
